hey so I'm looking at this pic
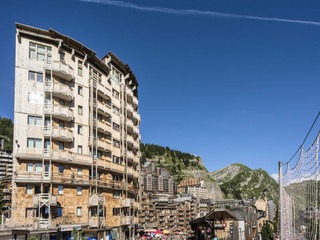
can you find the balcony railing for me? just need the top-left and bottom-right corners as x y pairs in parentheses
(89, 216), (105, 228)
(14, 148), (42, 159)
(121, 216), (133, 225)
(97, 120), (111, 132)
(44, 126), (73, 142)
(132, 95), (138, 107)
(127, 168), (139, 179)
(89, 195), (105, 206)
(45, 60), (74, 81)
(44, 104), (73, 122)
(33, 193), (57, 207)
(132, 111), (140, 122)
(44, 81), (73, 101)
(97, 101), (111, 116)
(97, 139), (111, 151)
(52, 172), (91, 185)
(14, 172), (44, 182)
(122, 198), (134, 208)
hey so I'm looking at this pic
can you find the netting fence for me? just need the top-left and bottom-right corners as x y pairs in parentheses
(280, 131), (320, 240)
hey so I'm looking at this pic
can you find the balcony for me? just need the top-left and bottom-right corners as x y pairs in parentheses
(89, 195), (105, 206)
(96, 179), (124, 189)
(44, 104), (73, 122)
(89, 217), (105, 228)
(45, 60), (74, 81)
(72, 153), (93, 166)
(44, 126), (73, 142)
(126, 104), (133, 115)
(96, 101), (111, 116)
(97, 158), (125, 173)
(14, 171), (42, 183)
(122, 198), (134, 208)
(14, 148), (42, 160)
(132, 111), (140, 123)
(132, 95), (138, 108)
(50, 149), (72, 161)
(33, 193), (57, 207)
(97, 120), (111, 132)
(121, 216), (133, 225)
(127, 168), (139, 179)
(52, 172), (91, 185)
(97, 139), (111, 152)
(44, 81), (73, 101)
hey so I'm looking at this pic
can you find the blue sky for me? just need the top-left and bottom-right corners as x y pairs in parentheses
(1, 0), (320, 177)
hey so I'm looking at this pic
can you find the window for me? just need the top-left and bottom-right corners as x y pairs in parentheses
(113, 139), (120, 148)
(28, 71), (43, 82)
(26, 208), (34, 218)
(76, 207), (82, 216)
(58, 142), (64, 150)
(78, 86), (83, 95)
(78, 125), (83, 135)
(112, 106), (119, 115)
(112, 68), (121, 84)
(112, 89), (119, 99)
(112, 156), (121, 164)
(58, 165), (64, 173)
(77, 145), (83, 154)
(28, 116), (42, 126)
(29, 42), (52, 62)
(59, 51), (65, 61)
(28, 92), (43, 104)
(26, 184), (33, 195)
(77, 168), (82, 176)
(78, 60), (83, 76)
(112, 122), (120, 132)
(27, 138), (42, 148)
(58, 185), (64, 195)
(113, 208), (120, 216)
(59, 99), (65, 106)
(59, 120), (65, 128)
(35, 185), (41, 194)
(35, 163), (42, 173)
(78, 105), (83, 115)
(113, 190), (121, 198)
(77, 187), (82, 196)
(27, 163), (33, 172)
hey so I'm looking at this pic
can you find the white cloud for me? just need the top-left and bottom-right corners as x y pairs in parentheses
(271, 173), (279, 183)
(79, 0), (320, 27)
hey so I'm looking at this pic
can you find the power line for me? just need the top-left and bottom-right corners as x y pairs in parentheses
(287, 111), (320, 164)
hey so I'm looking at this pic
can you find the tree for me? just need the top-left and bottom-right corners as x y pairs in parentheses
(0, 117), (13, 151)
(261, 221), (274, 240)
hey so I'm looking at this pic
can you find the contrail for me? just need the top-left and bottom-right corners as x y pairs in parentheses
(79, 0), (320, 27)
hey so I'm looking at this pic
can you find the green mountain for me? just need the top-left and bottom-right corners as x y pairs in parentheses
(141, 143), (279, 202)
(212, 164), (279, 203)
(140, 143), (208, 182)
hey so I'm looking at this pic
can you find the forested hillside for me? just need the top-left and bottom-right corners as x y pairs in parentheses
(140, 143), (208, 182)
(0, 117), (13, 151)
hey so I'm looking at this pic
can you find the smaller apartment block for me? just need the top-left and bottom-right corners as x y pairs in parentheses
(177, 178), (208, 198)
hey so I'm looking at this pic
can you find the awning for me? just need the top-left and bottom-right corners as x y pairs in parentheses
(59, 225), (81, 232)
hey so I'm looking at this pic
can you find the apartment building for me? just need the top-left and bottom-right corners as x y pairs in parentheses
(141, 161), (175, 195)
(177, 178), (208, 198)
(11, 23), (140, 239)
(0, 151), (13, 179)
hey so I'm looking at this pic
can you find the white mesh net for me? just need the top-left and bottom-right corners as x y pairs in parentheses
(280, 132), (320, 240)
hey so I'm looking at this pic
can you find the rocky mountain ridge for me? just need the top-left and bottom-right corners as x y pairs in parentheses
(141, 143), (279, 202)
